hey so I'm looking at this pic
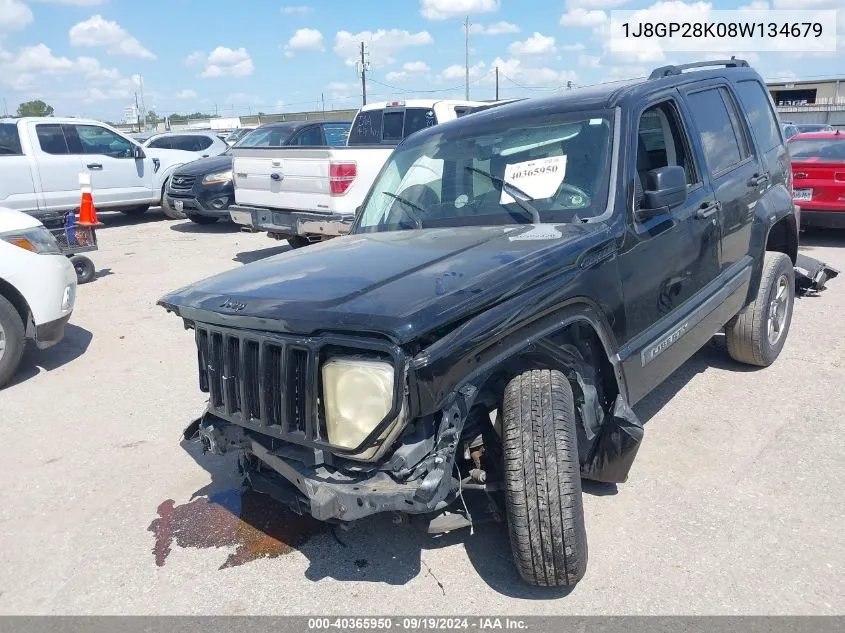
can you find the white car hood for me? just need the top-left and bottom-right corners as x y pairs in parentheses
(0, 206), (41, 232)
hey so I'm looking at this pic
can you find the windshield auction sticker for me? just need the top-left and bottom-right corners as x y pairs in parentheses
(500, 155), (567, 205)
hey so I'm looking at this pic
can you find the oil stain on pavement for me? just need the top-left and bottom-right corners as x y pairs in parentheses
(148, 489), (324, 569)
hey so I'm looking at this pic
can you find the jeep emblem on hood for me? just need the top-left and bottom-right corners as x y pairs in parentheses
(220, 298), (246, 311)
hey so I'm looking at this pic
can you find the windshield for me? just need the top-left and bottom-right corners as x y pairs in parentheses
(789, 137), (845, 161)
(225, 128), (250, 142)
(795, 124), (833, 133)
(356, 110), (614, 233)
(235, 127), (294, 148)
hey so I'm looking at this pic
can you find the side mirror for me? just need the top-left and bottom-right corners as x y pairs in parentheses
(636, 165), (687, 221)
(133, 145), (146, 160)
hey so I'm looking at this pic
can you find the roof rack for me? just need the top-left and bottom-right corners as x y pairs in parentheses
(648, 58), (750, 80)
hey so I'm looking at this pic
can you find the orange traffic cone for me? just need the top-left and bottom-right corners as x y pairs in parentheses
(77, 173), (98, 226)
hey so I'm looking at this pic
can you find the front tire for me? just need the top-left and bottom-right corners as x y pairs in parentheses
(502, 369), (588, 587)
(726, 251), (795, 367)
(161, 183), (186, 220)
(0, 294), (26, 389)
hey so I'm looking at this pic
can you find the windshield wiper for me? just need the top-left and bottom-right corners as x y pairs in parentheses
(465, 166), (541, 224)
(381, 191), (424, 228)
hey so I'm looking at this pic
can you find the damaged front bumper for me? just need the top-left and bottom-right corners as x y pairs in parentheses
(184, 412), (458, 523)
(795, 253), (839, 293)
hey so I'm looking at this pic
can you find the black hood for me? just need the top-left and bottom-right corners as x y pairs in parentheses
(172, 154), (233, 177)
(158, 223), (607, 344)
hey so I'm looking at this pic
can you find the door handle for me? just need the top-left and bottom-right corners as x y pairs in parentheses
(86, 163), (103, 170)
(696, 201), (721, 219)
(747, 173), (769, 187)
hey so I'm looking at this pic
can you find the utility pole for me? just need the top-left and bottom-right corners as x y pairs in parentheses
(464, 16), (471, 100)
(134, 91), (141, 133)
(2, 98), (7, 117)
(138, 75), (146, 133)
(321, 92), (326, 118)
(495, 66), (499, 101)
(359, 41), (368, 106)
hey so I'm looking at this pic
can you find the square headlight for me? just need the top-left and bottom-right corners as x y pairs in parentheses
(322, 357), (394, 451)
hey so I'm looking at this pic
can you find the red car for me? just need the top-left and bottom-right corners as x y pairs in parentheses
(788, 130), (845, 228)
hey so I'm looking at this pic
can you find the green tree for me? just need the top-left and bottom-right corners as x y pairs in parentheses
(145, 110), (158, 125)
(168, 111), (218, 122)
(16, 99), (54, 117)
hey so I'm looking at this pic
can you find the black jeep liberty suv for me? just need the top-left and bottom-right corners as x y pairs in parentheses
(159, 60), (801, 587)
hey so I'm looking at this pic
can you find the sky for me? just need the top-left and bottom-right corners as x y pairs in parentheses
(0, 0), (843, 121)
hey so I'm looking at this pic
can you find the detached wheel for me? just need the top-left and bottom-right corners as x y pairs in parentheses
(0, 294), (26, 389)
(502, 369), (588, 587)
(188, 215), (219, 225)
(726, 252), (795, 367)
(161, 183), (186, 220)
(120, 205), (149, 216)
(71, 255), (95, 285)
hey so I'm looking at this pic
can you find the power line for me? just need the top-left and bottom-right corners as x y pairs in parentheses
(367, 72), (492, 96)
(498, 71), (562, 92)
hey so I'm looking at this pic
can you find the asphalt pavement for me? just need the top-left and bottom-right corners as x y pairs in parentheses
(1, 209), (843, 615)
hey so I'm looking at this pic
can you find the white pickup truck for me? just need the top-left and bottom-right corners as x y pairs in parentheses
(0, 117), (196, 220)
(228, 99), (493, 246)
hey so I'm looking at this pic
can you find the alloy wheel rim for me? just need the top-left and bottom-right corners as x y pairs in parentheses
(0, 321), (6, 361)
(767, 274), (790, 346)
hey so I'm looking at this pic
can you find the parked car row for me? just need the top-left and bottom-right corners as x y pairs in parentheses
(161, 120), (353, 225)
(227, 99), (501, 245)
(0, 118), (205, 219)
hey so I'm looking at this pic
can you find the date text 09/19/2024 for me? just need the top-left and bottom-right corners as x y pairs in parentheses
(306, 618), (529, 631)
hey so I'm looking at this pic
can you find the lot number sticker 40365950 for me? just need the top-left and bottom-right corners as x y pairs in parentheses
(500, 155), (567, 205)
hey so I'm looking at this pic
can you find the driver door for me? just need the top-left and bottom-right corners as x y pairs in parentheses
(65, 123), (152, 206)
(616, 95), (722, 404)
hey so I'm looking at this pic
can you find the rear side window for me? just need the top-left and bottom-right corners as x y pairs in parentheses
(173, 135), (213, 151)
(147, 137), (173, 149)
(686, 87), (749, 175)
(323, 123), (350, 146)
(735, 80), (782, 153)
(0, 123), (23, 155)
(36, 124), (70, 155)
